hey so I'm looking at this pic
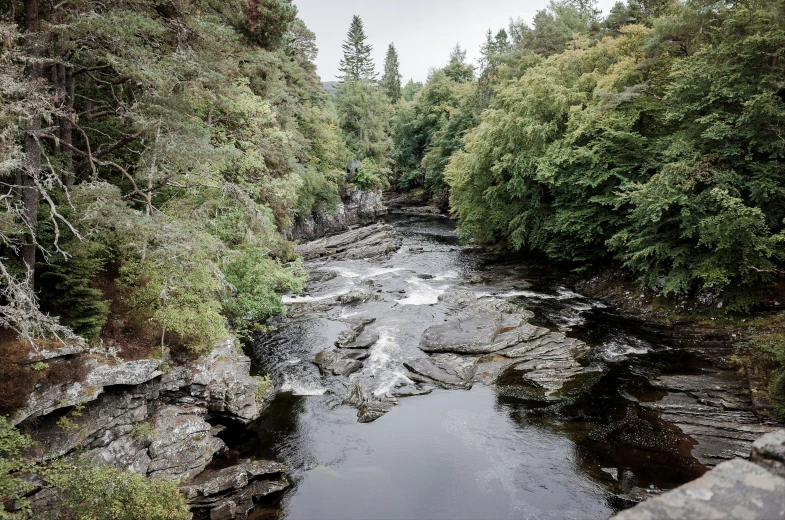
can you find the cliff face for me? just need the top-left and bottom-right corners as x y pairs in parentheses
(13, 340), (285, 518)
(285, 187), (387, 242)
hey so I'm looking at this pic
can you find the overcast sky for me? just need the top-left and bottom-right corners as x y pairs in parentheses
(294, 0), (619, 83)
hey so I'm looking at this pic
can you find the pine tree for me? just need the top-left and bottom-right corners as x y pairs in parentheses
(381, 43), (402, 103)
(444, 44), (475, 82)
(338, 15), (376, 82)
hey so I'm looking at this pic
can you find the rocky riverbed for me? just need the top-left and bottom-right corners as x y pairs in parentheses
(236, 211), (781, 519)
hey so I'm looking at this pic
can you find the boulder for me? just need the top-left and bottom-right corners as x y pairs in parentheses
(313, 350), (363, 376)
(358, 400), (395, 423)
(751, 430), (785, 478)
(612, 458), (785, 520)
(146, 405), (225, 481)
(181, 460), (287, 500)
(404, 354), (476, 390)
(161, 339), (269, 424)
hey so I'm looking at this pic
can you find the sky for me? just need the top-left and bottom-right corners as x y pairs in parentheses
(294, 0), (619, 83)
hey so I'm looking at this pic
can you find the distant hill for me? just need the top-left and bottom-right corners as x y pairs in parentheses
(322, 81), (339, 95)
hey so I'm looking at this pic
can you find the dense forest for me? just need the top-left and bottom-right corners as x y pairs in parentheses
(393, 0), (785, 313)
(1, 0), (785, 516)
(0, 0), (356, 358)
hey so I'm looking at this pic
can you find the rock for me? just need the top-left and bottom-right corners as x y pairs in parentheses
(21, 382), (157, 460)
(335, 317), (376, 347)
(611, 458), (785, 520)
(26, 342), (84, 363)
(337, 290), (379, 305)
(286, 187), (386, 242)
(751, 430), (785, 478)
(404, 354), (476, 390)
(162, 339), (269, 424)
(343, 384), (365, 407)
(147, 405), (225, 481)
(343, 349), (370, 361)
(85, 434), (152, 474)
(641, 371), (780, 466)
(313, 350), (363, 376)
(358, 400), (395, 423)
(351, 330), (379, 349)
(12, 356), (167, 426)
(419, 297), (543, 355)
(181, 460), (288, 500)
(295, 224), (403, 261)
(86, 359), (163, 387)
(184, 460), (289, 520)
(506, 336), (595, 397)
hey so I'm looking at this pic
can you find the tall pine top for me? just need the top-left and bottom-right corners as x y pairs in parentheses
(339, 15), (377, 82)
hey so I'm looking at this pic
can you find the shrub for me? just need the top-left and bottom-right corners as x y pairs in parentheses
(45, 458), (190, 520)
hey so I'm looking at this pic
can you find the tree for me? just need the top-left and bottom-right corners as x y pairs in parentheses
(243, 0), (299, 49)
(443, 44), (474, 82)
(336, 79), (391, 167)
(381, 43), (402, 103)
(338, 15), (376, 82)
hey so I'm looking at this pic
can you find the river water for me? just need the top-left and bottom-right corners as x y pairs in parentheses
(231, 213), (711, 519)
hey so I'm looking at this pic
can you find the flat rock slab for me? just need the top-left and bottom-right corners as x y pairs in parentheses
(419, 310), (547, 355)
(641, 372), (780, 466)
(612, 458), (785, 520)
(335, 317), (376, 347)
(404, 354), (476, 390)
(296, 224), (403, 261)
(182, 460), (288, 500)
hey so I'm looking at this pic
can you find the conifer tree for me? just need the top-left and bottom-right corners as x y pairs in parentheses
(381, 43), (402, 103)
(339, 15), (377, 82)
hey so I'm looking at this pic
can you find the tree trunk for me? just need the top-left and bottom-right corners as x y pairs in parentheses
(60, 63), (75, 186)
(22, 0), (42, 286)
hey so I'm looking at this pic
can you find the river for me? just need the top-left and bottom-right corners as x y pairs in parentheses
(225, 212), (727, 519)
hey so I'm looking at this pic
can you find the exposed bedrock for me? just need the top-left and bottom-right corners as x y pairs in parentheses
(15, 339), (284, 519)
(286, 187), (387, 243)
(295, 223), (403, 261)
(407, 291), (599, 400)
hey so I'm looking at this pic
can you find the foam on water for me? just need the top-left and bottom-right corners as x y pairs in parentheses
(280, 377), (327, 396)
(600, 336), (652, 361)
(282, 288), (353, 304)
(363, 328), (412, 396)
(396, 277), (449, 305)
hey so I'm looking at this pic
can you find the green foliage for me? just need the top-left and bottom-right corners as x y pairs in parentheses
(36, 240), (110, 339)
(46, 458), (190, 520)
(354, 158), (392, 191)
(0, 416), (34, 518)
(391, 69), (477, 194)
(256, 375), (273, 402)
(2, 0), (348, 356)
(222, 248), (305, 334)
(444, 0), (785, 308)
(130, 422), (155, 444)
(734, 313), (785, 416)
(243, 0), (299, 49)
(336, 79), (392, 166)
